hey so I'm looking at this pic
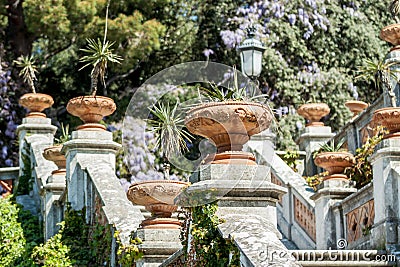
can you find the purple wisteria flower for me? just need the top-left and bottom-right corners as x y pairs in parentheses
(203, 48), (214, 58)
(288, 14), (296, 25)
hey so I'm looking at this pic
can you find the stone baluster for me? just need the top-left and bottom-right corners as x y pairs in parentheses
(311, 179), (356, 249)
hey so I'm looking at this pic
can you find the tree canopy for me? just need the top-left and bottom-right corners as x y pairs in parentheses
(0, 0), (394, 167)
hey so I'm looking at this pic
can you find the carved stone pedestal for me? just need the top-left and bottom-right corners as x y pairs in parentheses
(135, 228), (182, 267)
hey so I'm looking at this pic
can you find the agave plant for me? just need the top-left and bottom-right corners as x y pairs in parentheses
(79, 39), (122, 96)
(200, 66), (268, 103)
(356, 59), (399, 95)
(147, 102), (193, 160)
(79, 1), (122, 96)
(54, 123), (70, 145)
(14, 55), (38, 93)
(313, 139), (345, 158)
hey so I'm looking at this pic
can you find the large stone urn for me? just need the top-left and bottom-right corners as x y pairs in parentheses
(43, 145), (66, 174)
(19, 93), (54, 118)
(297, 103), (330, 127)
(314, 152), (355, 180)
(127, 180), (189, 229)
(185, 101), (273, 165)
(345, 100), (368, 118)
(372, 107), (400, 139)
(66, 96), (116, 130)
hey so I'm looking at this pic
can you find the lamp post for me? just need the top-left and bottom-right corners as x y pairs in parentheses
(238, 29), (266, 81)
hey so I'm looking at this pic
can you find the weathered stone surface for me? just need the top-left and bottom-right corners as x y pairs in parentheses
(219, 214), (301, 267)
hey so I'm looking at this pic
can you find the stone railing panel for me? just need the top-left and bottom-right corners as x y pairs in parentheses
(293, 195), (316, 242)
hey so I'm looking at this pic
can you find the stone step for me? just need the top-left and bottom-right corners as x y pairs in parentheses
(291, 250), (396, 267)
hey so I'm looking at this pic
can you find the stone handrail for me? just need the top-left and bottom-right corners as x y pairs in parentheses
(76, 156), (144, 245)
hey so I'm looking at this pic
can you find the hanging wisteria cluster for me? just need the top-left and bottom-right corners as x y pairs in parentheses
(0, 62), (23, 167)
(218, 0), (389, 150)
(220, 0), (330, 49)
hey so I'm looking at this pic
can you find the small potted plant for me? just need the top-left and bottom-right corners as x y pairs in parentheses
(15, 55), (54, 118)
(313, 140), (355, 180)
(66, 4), (121, 130)
(43, 124), (70, 175)
(127, 102), (190, 229)
(184, 67), (273, 165)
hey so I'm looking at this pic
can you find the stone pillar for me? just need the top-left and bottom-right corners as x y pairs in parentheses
(62, 130), (120, 211)
(17, 117), (57, 176)
(370, 138), (400, 250)
(135, 228), (182, 267)
(311, 179), (356, 249)
(43, 172), (65, 240)
(176, 164), (297, 266)
(296, 126), (334, 177)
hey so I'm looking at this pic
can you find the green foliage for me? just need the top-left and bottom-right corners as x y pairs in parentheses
(317, 139), (345, 153)
(62, 206), (91, 265)
(279, 150), (300, 172)
(148, 102), (193, 160)
(116, 232), (143, 267)
(31, 222), (73, 267)
(0, 196), (26, 266)
(13, 55), (38, 93)
(356, 59), (400, 92)
(54, 123), (70, 145)
(304, 171), (328, 191)
(183, 203), (240, 267)
(79, 38), (122, 95)
(15, 151), (33, 196)
(345, 126), (388, 188)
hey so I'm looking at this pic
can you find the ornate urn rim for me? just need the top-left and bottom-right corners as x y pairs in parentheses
(19, 93), (54, 117)
(127, 180), (189, 206)
(185, 100), (273, 157)
(345, 100), (368, 117)
(127, 180), (189, 229)
(380, 23), (400, 47)
(43, 145), (66, 173)
(66, 95), (116, 130)
(372, 107), (400, 138)
(297, 103), (330, 127)
(314, 151), (354, 176)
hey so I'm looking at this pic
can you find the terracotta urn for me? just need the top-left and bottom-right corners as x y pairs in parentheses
(66, 95), (116, 130)
(43, 145), (66, 174)
(297, 103), (330, 127)
(380, 24), (400, 49)
(19, 93), (54, 118)
(185, 101), (273, 165)
(345, 100), (368, 118)
(372, 107), (400, 139)
(314, 152), (355, 180)
(127, 180), (189, 229)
